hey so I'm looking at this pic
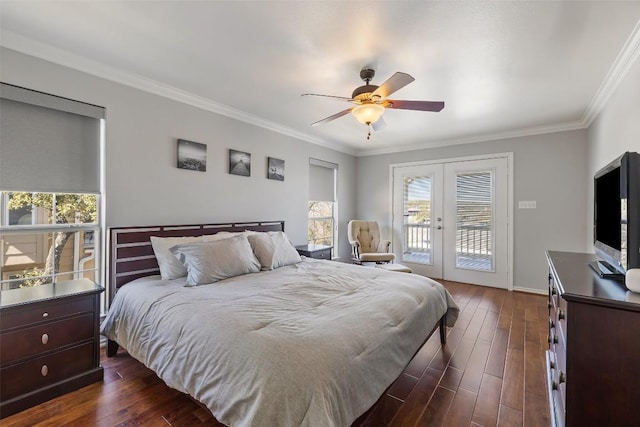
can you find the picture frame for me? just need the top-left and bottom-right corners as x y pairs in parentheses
(267, 157), (284, 181)
(229, 149), (251, 177)
(177, 139), (207, 172)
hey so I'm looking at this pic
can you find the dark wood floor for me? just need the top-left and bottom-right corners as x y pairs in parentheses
(3, 281), (550, 427)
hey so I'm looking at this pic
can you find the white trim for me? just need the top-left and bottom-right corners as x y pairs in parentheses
(513, 286), (547, 296)
(389, 152), (513, 169)
(0, 30), (357, 157)
(583, 20), (640, 126)
(3, 17), (639, 158)
(358, 121), (585, 157)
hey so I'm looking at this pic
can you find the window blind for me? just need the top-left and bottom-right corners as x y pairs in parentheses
(0, 83), (104, 193)
(455, 171), (493, 270)
(309, 159), (337, 202)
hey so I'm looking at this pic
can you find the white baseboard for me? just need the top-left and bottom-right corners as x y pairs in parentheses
(513, 286), (547, 295)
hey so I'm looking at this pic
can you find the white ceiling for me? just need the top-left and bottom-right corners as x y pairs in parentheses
(1, 1), (640, 156)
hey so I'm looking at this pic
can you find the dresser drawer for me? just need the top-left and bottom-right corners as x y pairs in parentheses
(0, 342), (95, 401)
(0, 295), (94, 332)
(312, 248), (332, 260)
(1, 313), (95, 365)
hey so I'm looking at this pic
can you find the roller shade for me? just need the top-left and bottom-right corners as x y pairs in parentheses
(0, 83), (104, 193)
(309, 159), (337, 202)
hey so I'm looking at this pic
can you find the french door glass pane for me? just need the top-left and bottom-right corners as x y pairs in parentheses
(455, 171), (493, 271)
(403, 176), (432, 264)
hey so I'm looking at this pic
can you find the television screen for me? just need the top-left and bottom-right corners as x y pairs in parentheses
(594, 166), (621, 251)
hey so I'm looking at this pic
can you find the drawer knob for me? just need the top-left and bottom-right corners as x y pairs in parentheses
(553, 335), (558, 344)
(558, 309), (565, 320)
(42, 312), (49, 318)
(551, 287), (557, 295)
(550, 360), (555, 369)
(42, 333), (49, 345)
(549, 319), (555, 329)
(552, 381), (558, 390)
(41, 365), (48, 377)
(559, 371), (566, 384)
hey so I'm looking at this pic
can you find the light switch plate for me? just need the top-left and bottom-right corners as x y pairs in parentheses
(518, 200), (537, 209)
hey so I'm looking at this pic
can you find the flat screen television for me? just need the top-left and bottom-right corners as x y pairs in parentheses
(592, 151), (640, 277)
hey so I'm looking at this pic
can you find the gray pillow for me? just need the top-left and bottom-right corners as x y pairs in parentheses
(170, 234), (261, 286)
(150, 235), (201, 280)
(248, 231), (302, 270)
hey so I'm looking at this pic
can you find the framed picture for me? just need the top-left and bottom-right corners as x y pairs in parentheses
(267, 157), (284, 181)
(229, 149), (251, 177)
(177, 139), (207, 172)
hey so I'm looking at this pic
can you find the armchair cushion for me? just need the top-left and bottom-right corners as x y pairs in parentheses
(360, 252), (396, 263)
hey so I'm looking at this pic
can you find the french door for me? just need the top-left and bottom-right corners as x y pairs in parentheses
(392, 156), (511, 289)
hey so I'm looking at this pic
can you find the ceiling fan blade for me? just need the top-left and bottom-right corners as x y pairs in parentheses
(372, 72), (415, 99)
(311, 108), (352, 126)
(302, 93), (353, 101)
(385, 100), (445, 112)
(371, 116), (386, 132)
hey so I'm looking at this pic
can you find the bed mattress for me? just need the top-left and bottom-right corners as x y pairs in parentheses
(101, 259), (458, 426)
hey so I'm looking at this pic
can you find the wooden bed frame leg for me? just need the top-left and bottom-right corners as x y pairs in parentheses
(107, 339), (119, 357)
(439, 315), (447, 345)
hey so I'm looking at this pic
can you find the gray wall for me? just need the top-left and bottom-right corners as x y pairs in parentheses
(587, 55), (640, 247)
(0, 48), (357, 259)
(4, 44), (638, 293)
(356, 130), (589, 292)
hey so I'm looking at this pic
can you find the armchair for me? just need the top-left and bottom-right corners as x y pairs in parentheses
(347, 220), (395, 264)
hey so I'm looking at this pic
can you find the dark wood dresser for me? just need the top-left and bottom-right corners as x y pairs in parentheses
(546, 251), (640, 427)
(0, 279), (104, 418)
(295, 244), (333, 260)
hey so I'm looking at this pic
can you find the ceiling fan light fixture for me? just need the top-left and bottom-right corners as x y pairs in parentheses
(352, 103), (384, 125)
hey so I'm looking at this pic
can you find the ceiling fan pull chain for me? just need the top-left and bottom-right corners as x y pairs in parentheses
(367, 125), (372, 140)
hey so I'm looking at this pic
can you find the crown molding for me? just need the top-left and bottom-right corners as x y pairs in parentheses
(0, 30), (357, 157)
(583, 20), (640, 126)
(356, 120), (587, 157)
(3, 17), (639, 160)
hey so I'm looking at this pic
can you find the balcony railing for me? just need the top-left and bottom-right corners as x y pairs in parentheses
(402, 222), (492, 270)
(404, 222), (432, 253)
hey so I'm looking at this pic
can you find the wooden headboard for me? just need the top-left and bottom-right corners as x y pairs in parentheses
(108, 220), (284, 296)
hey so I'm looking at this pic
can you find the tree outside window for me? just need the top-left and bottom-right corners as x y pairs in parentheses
(1, 192), (98, 289)
(308, 201), (334, 246)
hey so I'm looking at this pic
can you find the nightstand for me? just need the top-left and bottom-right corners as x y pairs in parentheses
(0, 278), (104, 418)
(295, 244), (333, 260)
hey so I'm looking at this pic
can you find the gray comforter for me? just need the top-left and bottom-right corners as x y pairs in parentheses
(101, 259), (459, 426)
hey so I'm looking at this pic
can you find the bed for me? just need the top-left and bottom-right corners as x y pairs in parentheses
(101, 221), (459, 426)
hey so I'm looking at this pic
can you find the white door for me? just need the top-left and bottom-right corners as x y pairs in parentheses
(392, 164), (444, 278)
(392, 156), (510, 289)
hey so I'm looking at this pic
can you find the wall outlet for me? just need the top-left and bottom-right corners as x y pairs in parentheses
(518, 200), (537, 209)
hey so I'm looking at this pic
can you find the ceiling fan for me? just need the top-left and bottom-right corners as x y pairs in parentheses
(302, 68), (444, 139)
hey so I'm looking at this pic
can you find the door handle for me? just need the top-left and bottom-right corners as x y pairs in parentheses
(436, 225), (442, 230)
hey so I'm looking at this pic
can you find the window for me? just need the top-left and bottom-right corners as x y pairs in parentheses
(0, 84), (105, 306)
(308, 201), (334, 246)
(1, 192), (100, 290)
(308, 159), (338, 254)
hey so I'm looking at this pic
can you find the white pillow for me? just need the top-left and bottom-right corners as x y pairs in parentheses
(169, 234), (261, 286)
(150, 235), (202, 280)
(247, 231), (302, 270)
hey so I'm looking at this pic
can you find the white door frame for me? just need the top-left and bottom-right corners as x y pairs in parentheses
(389, 152), (514, 291)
